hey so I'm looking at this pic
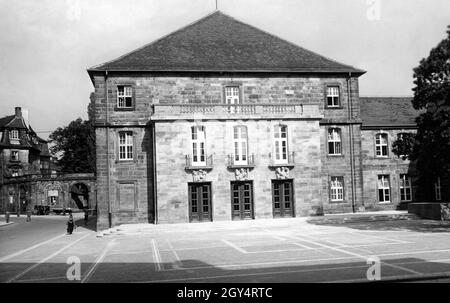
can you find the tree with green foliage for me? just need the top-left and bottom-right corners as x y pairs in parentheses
(393, 25), (450, 200)
(49, 118), (96, 173)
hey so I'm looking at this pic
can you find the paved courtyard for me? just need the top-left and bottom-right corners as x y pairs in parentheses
(1, 213), (450, 283)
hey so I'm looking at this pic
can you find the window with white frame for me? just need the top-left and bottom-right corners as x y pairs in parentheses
(191, 126), (206, 166)
(328, 128), (342, 155)
(330, 176), (344, 202)
(117, 85), (133, 108)
(326, 86), (340, 107)
(233, 126), (248, 165)
(399, 174), (412, 202)
(225, 86), (240, 105)
(274, 125), (288, 164)
(375, 133), (388, 157)
(435, 177), (442, 201)
(10, 130), (19, 141)
(11, 150), (19, 161)
(118, 132), (133, 160)
(378, 175), (391, 203)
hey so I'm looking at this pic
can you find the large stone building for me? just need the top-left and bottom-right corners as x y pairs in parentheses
(0, 107), (96, 214)
(87, 11), (444, 230)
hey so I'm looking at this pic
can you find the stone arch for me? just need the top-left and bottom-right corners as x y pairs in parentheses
(70, 182), (90, 210)
(42, 182), (64, 207)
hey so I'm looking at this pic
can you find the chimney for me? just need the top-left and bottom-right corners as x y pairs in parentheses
(15, 107), (22, 118)
(22, 108), (29, 128)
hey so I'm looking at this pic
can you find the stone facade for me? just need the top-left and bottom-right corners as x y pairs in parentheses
(361, 128), (417, 210)
(91, 74), (365, 229)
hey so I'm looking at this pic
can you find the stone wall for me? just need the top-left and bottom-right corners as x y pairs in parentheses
(154, 119), (323, 223)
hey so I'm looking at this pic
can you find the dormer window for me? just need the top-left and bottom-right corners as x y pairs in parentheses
(10, 130), (19, 143)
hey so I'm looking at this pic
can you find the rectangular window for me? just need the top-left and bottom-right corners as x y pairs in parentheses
(10, 130), (19, 140)
(330, 177), (344, 202)
(274, 125), (288, 164)
(399, 174), (412, 202)
(435, 177), (442, 201)
(326, 86), (340, 107)
(375, 133), (388, 157)
(225, 86), (240, 104)
(233, 126), (248, 165)
(118, 132), (133, 160)
(11, 150), (19, 162)
(378, 175), (391, 203)
(117, 85), (133, 108)
(328, 128), (342, 155)
(192, 126), (206, 166)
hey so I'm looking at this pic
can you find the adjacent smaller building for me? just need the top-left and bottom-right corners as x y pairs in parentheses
(0, 107), (96, 214)
(360, 97), (446, 210)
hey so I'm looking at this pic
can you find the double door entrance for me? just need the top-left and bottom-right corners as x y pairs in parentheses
(188, 180), (294, 222)
(231, 181), (254, 220)
(188, 183), (212, 222)
(272, 180), (295, 218)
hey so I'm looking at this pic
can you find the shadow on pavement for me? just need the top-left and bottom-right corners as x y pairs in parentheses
(307, 219), (450, 233)
(74, 215), (97, 233)
(1, 257), (450, 283)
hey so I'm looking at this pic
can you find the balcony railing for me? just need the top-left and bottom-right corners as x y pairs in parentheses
(227, 154), (255, 168)
(268, 152), (295, 168)
(152, 103), (322, 120)
(185, 155), (214, 170)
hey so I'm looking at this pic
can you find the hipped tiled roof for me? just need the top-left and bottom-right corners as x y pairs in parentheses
(88, 11), (365, 75)
(360, 97), (423, 128)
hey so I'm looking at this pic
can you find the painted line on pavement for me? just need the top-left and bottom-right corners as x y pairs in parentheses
(166, 239), (183, 269)
(0, 233), (66, 263)
(81, 239), (116, 283)
(6, 233), (90, 283)
(138, 263), (370, 283)
(160, 255), (360, 272)
(151, 239), (163, 271)
(345, 231), (410, 244)
(287, 234), (423, 276)
(221, 239), (247, 254)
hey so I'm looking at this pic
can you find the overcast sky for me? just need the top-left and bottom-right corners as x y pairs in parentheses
(1, 0), (449, 139)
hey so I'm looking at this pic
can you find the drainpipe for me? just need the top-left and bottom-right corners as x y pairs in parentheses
(347, 72), (356, 213)
(105, 70), (112, 228)
(152, 121), (158, 224)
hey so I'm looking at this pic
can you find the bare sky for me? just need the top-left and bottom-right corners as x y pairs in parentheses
(0, 0), (449, 139)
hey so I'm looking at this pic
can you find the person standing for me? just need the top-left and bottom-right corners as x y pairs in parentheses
(84, 209), (89, 226)
(67, 214), (74, 235)
(26, 203), (32, 222)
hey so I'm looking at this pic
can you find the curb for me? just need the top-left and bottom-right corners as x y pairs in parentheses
(0, 222), (14, 227)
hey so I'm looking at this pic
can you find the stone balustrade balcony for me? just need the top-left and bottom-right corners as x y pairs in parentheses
(151, 103), (322, 121)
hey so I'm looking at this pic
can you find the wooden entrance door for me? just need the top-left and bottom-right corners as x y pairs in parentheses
(272, 180), (295, 218)
(231, 181), (254, 220)
(188, 183), (212, 222)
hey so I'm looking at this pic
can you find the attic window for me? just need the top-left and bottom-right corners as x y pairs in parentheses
(10, 130), (19, 142)
(117, 85), (133, 108)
